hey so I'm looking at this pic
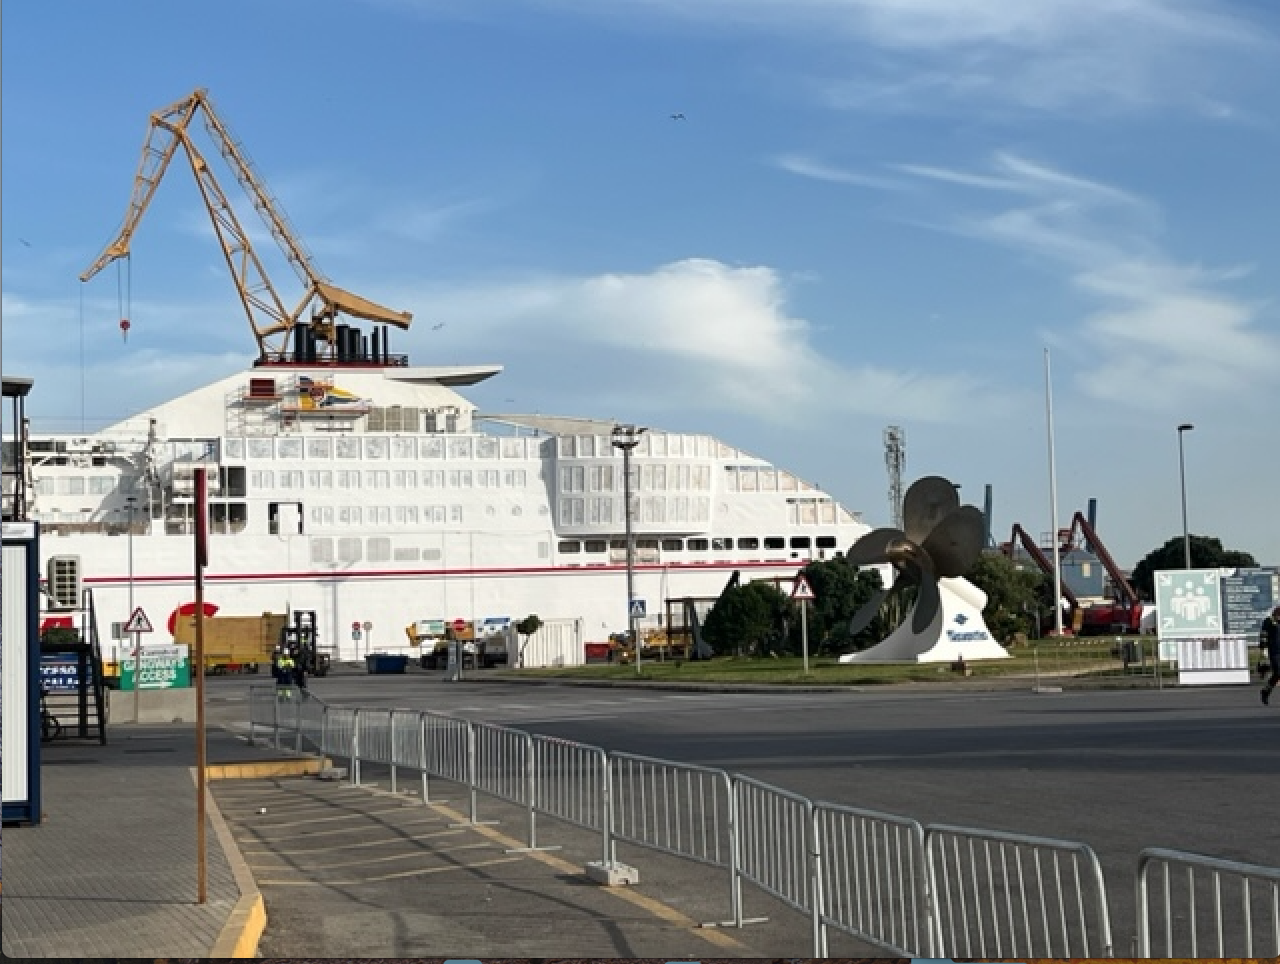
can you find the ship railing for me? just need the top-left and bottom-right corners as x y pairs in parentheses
(245, 685), (1277, 958)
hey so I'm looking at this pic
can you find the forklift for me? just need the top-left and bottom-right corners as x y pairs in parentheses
(279, 610), (331, 677)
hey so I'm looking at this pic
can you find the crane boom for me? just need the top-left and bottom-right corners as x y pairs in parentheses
(80, 88), (412, 364)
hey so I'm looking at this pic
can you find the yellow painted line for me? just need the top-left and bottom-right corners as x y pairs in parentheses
(427, 801), (750, 952)
(232, 813), (445, 842)
(239, 828), (466, 856)
(199, 770), (267, 959)
(249, 841), (496, 870)
(256, 854), (525, 886)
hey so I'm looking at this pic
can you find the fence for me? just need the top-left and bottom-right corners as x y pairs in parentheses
(247, 683), (1277, 958)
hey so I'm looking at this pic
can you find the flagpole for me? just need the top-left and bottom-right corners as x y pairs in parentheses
(1045, 348), (1064, 637)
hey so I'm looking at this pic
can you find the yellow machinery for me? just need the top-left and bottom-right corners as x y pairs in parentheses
(80, 88), (412, 364)
(172, 611), (288, 675)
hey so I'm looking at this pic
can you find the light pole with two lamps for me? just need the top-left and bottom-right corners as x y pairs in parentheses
(1177, 423), (1194, 569)
(611, 424), (646, 675)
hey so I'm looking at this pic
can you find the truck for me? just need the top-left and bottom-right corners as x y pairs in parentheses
(171, 611), (288, 675)
(407, 617), (512, 669)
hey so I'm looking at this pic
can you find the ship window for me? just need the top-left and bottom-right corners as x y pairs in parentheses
(268, 501), (304, 535)
(445, 412), (458, 433)
(820, 502), (836, 524)
(424, 412), (439, 433)
(817, 536), (838, 549)
(393, 470), (416, 489)
(687, 538), (709, 551)
(738, 536), (759, 550)
(394, 505), (419, 525)
(421, 469), (444, 488)
(693, 497), (710, 522)
(335, 437), (360, 459)
(248, 438), (273, 459)
(578, 435), (595, 457)
(537, 541), (550, 559)
(712, 537), (733, 550)
(423, 547), (443, 560)
(759, 469), (777, 491)
(636, 538), (659, 550)
(367, 537), (391, 562)
(337, 470), (360, 489)
(476, 437), (498, 459)
(584, 540), (607, 553)
(650, 434), (667, 456)
(224, 438), (245, 459)
(790, 536), (812, 549)
(501, 438), (525, 459)
(423, 505), (446, 525)
(34, 477), (54, 496)
(420, 436), (444, 459)
(558, 540), (581, 553)
(307, 470), (332, 489)
(58, 477), (86, 496)
(363, 437), (389, 460)
(391, 437), (417, 459)
(337, 537), (362, 562)
(310, 506), (334, 528)
(448, 437), (472, 460)
(277, 438), (303, 460)
(448, 469), (473, 488)
(310, 538), (334, 563)
(739, 468), (758, 492)
(222, 466), (247, 497)
(306, 437), (332, 460)
(764, 536), (786, 550)
(250, 470), (274, 489)
(394, 547), (420, 561)
(661, 538), (683, 551)
(449, 505), (463, 524)
(365, 470), (390, 489)
(503, 469), (526, 488)
(558, 436), (575, 458)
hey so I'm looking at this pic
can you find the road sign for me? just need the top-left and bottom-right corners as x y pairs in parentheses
(352, 620), (361, 631)
(352, 630), (362, 641)
(1155, 569), (1223, 639)
(452, 618), (468, 632)
(791, 574), (815, 601)
(124, 607), (154, 634)
(362, 620), (373, 631)
(630, 599), (646, 618)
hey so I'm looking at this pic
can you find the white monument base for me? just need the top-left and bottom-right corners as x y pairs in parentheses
(839, 576), (1011, 664)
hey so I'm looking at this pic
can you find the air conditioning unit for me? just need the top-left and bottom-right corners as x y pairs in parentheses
(47, 555), (82, 610)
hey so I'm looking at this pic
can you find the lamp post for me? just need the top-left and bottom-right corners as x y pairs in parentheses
(1177, 423), (1194, 569)
(126, 495), (139, 722)
(612, 424), (646, 674)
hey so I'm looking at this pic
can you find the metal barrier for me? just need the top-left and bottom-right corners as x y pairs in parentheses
(247, 684), (276, 744)
(733, 774), (824, 954)
(1135, 847), (1280, 958)
(532, 734), (609, 864)
(421, 710), (471, 799)
(471, 721), (537, 847)
(815, 801), (935, 957)
(323, 706), (358, 769)
(609, 752), (741, 926)
(926, 822), (1113, 959)
(389, 708), (424, 795)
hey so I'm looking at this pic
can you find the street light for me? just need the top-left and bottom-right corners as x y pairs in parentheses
(1177, 423), (1194, 569)
(611, 423), (646, 674)
(126, 495), (138, 722)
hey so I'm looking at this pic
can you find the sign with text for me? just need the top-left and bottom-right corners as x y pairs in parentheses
(1221, 566), (1279, 638)
(40, 653), (93, 692)
(120, 644), (191, 691)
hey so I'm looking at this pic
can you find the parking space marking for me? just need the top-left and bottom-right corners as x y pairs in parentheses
(239, 827), (468, 857)
(243, 807), (446, 830)
(248, 840), (497, 870)
(233, 813), (446, 842)
(255, 854), (525, 886)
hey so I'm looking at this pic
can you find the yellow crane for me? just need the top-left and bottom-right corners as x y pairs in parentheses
(80, 88), (412, 363)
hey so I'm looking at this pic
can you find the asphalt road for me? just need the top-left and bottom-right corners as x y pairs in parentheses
(205, 667), (1279, 954)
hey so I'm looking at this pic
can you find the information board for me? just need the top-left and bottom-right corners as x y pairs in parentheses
(120, 644), (191, 691)
(1221, 566), (1279, 638)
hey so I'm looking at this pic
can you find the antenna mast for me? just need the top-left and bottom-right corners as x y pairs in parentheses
(884, 425), (906, 530)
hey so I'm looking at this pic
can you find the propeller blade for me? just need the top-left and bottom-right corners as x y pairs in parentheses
(902, 476), (960, 545)
(844, 527), (907, 568)
(848, 587), (890, 636)
(911, 573), (942, 634)
(921, 505), (986, 578)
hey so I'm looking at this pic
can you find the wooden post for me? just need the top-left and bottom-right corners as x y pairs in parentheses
(194, 467), (209, 904)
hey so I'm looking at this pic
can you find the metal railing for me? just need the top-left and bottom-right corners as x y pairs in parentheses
(246, 684), (1278, 958)
(1136, 847), (1280, 958)
(925, 822), (1113, 959)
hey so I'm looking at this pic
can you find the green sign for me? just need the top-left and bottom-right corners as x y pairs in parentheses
(1155, 569), (1223, 639)
(120, 644), (191, 691)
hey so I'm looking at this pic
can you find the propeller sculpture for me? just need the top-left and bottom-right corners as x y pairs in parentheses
(846, 476), (987, 637)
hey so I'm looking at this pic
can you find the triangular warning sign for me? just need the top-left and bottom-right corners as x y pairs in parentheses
(791, 574), (815, 601)
(123, 606), (154, 633)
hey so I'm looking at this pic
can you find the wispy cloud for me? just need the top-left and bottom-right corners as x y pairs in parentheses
(899, 152), (1280, 408)
(772, 153), (905, 190)
(392, 258), (1002, 424)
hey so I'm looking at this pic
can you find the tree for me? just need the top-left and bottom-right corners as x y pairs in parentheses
(515, 613), (543, 668)
(965, 552), (1048, 643)
(701, 581), (794, 657)
(1129, 536), (1257, 601)
(802, 559), (885, 653)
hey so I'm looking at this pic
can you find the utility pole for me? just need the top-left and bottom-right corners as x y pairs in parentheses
(612, 424), (646, 674)
(1177, 423), (1194, 569)
(127, 495), (139, 722)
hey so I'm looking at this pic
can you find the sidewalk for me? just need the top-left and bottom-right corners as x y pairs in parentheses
(1, 722), (295, 958)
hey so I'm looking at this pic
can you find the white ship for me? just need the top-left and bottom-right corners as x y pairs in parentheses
(13, 355), (870, 666)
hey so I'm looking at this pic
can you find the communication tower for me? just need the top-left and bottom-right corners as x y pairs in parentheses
(884, 425), (906, 530)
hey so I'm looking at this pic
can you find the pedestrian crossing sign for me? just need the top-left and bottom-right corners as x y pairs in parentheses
(630, 598), (646, 618)
(791, 574), (815, 601)
(124, 606), (154, 633)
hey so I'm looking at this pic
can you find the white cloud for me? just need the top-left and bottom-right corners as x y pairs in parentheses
(899, 153), (1280, 408)
(393, 258), (1001, 423)
(772, 153), (905, 190)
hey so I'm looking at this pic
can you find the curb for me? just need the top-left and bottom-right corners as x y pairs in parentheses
(199, 767), (268, 959)
(207, 757), (332, 780)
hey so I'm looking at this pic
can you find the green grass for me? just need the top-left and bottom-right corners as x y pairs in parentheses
(499, 639), (1161, 686)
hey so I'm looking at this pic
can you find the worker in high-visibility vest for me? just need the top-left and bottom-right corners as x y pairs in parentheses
(272, 648), (296, 699)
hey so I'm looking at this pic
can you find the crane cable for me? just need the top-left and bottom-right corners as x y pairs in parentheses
(117, 255), (132, 342)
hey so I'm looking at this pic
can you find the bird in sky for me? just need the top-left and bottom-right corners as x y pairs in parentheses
(670, 112), (685, 120)
(432, 322), (445, 331)
(18, 238), (32, 247)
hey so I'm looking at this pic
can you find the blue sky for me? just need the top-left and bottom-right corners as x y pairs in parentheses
(3, 0), (1278, 570)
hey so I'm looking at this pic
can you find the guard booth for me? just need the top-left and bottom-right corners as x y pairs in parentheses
(3, 520), (43, 824)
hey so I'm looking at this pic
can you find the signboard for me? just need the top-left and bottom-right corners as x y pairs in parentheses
(40, 652), (93, 692)
(1154, 569), (1223, 639)
(123, 606), (154, 634)
(791, 574), (815, 601)
(120, 644), (191, 691)
(1221, 567), (1279, 638)
(629, 599), (646, 618)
